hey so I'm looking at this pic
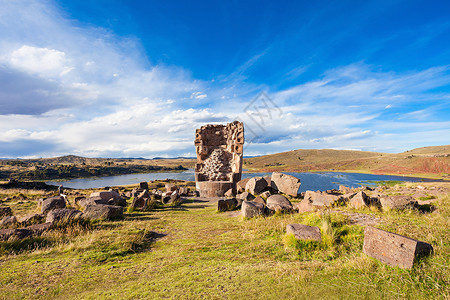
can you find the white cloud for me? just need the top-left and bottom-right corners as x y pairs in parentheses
(9, 45), (72, 77)
(190, 91), (207, 99)
(0, 1), (449, 158)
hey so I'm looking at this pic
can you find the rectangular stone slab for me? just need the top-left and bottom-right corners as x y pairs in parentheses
(363, 226), (433, 269)
(286, 224), (322, 242)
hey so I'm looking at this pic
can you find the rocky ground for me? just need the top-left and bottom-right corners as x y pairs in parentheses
(0, 176), (448, 298)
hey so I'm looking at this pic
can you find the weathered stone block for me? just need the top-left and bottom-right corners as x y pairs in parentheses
(41, 196), (66, 214)
(245, 177), (267, 194)
(236, 178), (250, 193)
(304, 191), (343, 207)
(241, 201), (265, 218)
(271, 172), (301, 196)
(83, 205), (123, 220)
(266, 195), (293, 213)
(139, 181), (149, 190)
(363, 226), (433, 269)
(286, 224), (322, 242)
(380, 196), (417, 210)
(46, 208), (83, 224)
(218, 198), (238, 212)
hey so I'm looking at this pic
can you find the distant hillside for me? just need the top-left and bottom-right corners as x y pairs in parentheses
(244, 146), (450, 179)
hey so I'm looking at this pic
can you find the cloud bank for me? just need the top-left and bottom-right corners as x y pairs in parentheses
(0, 0), (449, 158)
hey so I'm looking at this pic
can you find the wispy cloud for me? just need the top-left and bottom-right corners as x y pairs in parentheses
(0, 0), (449, 158)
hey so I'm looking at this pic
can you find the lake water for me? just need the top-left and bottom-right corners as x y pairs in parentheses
(47, 169), (439, 191)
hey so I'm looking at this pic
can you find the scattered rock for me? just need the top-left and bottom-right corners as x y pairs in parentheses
(339, 185), (352, 193)
(0, 207), (12, 218)
(46, 208), (83, 224)
(25, 222), (53, 235)
(41, 196), (66, 214)
(260, 191), (271, 199)
(349, 191), (370, 208)
(139, 181), (149, 190)
(380, 195), (417, 210)
(241, 201), (265, 218)
(178, 187), (190, 196)
(270, 172), (301, 197)
(286, 224), (322, 242)
(224, 188), (235, 198)
(363, 226), (433, 269)
(296, 199), (315, 213)
(304, 191), (343, 207)
(237, 192), (256, 202)
(252, 196), (266, 205)
(18, 213), (44, 226)
(0, 216), (17, 227)
(245, 177), (267, 194)
(236, 178), (250, 193)
(83, 205), (123, 220)
(266, 195), (293, 213)
(0, 228), (31, 241)
(165, 184), (177, 193)
(218, 198), (238, 212)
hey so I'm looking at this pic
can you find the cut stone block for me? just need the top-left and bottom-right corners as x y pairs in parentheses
(286, 224), (321, 242)
(241, 201), (265, 218)
(217, 198), (238, 212)
(363, 226), (433, 269)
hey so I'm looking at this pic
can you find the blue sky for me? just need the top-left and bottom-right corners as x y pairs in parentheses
(0, 0), (449, 158)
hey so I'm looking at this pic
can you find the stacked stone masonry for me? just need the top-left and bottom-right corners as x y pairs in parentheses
(195, 121), (244, 197)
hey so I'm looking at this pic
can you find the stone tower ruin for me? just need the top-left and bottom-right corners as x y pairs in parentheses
(194, 121), (244, 197)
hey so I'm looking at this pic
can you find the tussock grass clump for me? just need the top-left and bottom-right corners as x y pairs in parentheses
(283, 212), (364, 261)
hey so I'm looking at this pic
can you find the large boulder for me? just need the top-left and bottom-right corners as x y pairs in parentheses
(380, 195), (417, 210)
(224, 188), (235, 198)
(0, 228), (31, 241)
(260, 191), (271, 200)
(89, 191), (115, 201)
(25, 222), (53, 235)
(178, 187), (190, 196)
(18, 213), (44, 226)
(236, 192), (255, 207)
(218, 198), (238, 212)
(46, 208), (83, 224)
(296, 199), (315, 213)
(0, 207), (12, 218)
(270, 172), (301, 197)
(236, 178), (251, 193)
(237, 192), (255, 201)
(41, 196), (66, 214)
(286, 224), (322, 242)
(339, 185), (352, 194)
(241, 201), (265, 218)
(252, 196), (266, 205)
(0, 216), (17, 227)
(83, 205), (123, 220)
(303, 191), (343, 208)
(90, 190), (124, 206)
(266, 195), (293, 213)
(139, 181), (149, 190)
(76, 196), (108, 209)
(349, 191), (370, 208)
(165, 184), (178, 193)
(245, 177), (267, 194)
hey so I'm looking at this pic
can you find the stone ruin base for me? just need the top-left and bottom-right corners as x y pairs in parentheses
(196, 181), (233, 198)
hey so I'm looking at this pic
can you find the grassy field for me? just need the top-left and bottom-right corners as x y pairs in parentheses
(0, 182), (449, 299)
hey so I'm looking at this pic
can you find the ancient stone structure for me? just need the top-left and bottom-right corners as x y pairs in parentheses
(194, 121), (244, 197)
